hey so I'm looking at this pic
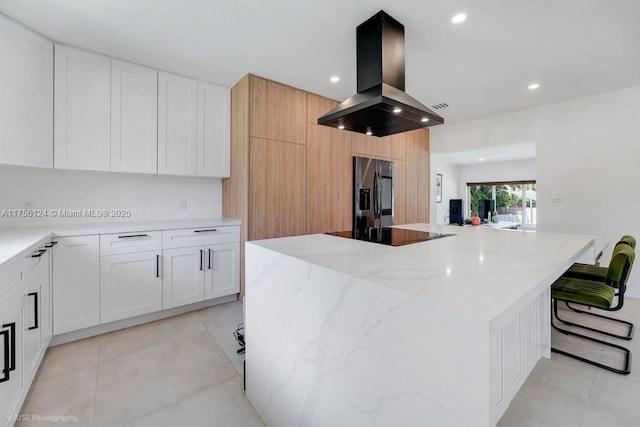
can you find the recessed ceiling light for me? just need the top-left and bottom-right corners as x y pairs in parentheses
(451, 13), (467, 24)
(366, 130), (373, 136)
(479, 158), (484, 161)
(528, 83), (540, 90)
(338, 125), (345, 130)
(421, 117), (429, 122)
(330, 76), (340, 83)
(393, 107), (402, 113)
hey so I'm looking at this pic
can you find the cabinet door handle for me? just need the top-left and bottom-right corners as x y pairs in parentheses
(1, 322), (16, 374)
(156, 254), (160, 278)
(44, 241), (58, 248)
(118, 234), (148, 239)
(208, 249), (212, 270)
(31, 249), (47, 258)
(0, 329), (9, 383)
(194, 229), (217, 233)
(200, 250), (204, 271)
(28, 292), (39, 330)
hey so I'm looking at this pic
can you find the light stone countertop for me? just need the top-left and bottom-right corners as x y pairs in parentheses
(248, 223), (594, 324)
(0, 217), (241, 266)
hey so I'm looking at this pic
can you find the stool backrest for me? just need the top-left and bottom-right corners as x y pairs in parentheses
(606, 245), (635, 289)
(620, 235), (636, 249)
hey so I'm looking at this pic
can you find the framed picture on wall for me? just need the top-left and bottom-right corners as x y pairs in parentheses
(436, 173), (443, 203)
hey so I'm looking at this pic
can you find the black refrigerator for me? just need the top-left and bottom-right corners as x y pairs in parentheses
(353, 156), (394, 238)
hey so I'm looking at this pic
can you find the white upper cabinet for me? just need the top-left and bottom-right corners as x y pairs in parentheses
(111, 59), (158, 174)
(197, 82), (230, 177)
(54, 45), (111, 171)
(158, 72), (198, 176)
(0, 15), (53, 169)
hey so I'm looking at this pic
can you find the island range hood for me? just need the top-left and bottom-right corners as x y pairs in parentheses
(318, 10), (444, 137)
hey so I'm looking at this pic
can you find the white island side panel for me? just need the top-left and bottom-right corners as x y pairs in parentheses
(245, 242), (491, 427)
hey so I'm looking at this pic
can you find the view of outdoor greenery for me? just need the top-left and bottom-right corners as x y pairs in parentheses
(468, 182), (536, 224)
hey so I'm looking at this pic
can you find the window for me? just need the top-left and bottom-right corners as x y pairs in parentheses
(467, 181), (536, 225)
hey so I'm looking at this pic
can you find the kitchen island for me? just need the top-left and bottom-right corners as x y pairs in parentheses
(244, 224), (594, 426)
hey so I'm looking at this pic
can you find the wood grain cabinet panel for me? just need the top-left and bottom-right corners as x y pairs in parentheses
(352, 132), (392, 160)
(393, 160), (407, 225)
(307, 93), (338, 124)
(249, 138), (305, 240)
(405, 131), (430, 223)
(389, 132), (407, 161)
(306, 124), (352, 234)
(249, 76), (306, 144)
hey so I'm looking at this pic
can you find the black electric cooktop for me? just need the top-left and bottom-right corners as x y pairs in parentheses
(325, 227), (455, 247)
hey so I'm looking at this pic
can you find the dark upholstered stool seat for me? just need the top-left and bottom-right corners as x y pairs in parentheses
(552, 277), (615, 310)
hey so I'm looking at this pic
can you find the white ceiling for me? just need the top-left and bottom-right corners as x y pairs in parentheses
(1, 0), (639, 125)
(434, 141), (536, 165)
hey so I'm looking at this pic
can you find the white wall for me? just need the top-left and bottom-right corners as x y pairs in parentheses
(431, 161), (459, 224)
(430, 85), (640, 297)
(0, 166), (222, 226)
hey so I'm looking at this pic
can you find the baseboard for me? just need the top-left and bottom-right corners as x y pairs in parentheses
(50, 294), (238, 346)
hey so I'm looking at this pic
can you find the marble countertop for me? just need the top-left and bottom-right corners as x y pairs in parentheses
(0, 218), (240, 266)
(249, 223), (594, 323)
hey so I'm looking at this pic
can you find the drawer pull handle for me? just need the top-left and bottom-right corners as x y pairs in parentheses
(0, 329), (9, 383)
(44, 241), (58, 248)
(194, 229), (217, 233)
(118, 234), (149, 239)
(31, 249), (47, 258)
(1, 322), (16, 381)
(28, 292), (39, 330)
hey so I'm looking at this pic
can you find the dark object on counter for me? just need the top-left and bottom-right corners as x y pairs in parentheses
(449, 199), (463, 225)
(327, 227), (454, 247)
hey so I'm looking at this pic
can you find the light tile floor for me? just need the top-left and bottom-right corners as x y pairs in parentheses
(499, 297), (640, 427)
(16, 298), (640, 426)
(17, 301), (264, 427)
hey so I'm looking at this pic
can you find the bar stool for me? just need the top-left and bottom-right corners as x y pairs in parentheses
(551, 245), (634, 375)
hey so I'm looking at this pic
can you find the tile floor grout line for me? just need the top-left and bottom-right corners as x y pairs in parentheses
(121, 373), (244, 426)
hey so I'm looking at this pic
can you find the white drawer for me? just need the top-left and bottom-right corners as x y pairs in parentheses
(163, 226), (240, 249)
(100, 231), (162, 255)
(0, 256), (23, 302)
(0, 242), (46, 301)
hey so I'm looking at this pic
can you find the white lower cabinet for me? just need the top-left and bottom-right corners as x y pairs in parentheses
(492, 291), (545, 422)
(162, 231), (240, 309)
(205, 242), (240, 299)
(22, 251), (50, 385)
(162, 247), (205, 309)
(52, 236), (100, 335)
(0, 293), (24, 427)
(100, 251), (163, 323)
(0, 239), (54, 427)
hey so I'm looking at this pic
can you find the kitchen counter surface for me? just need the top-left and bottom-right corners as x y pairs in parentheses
(245, 223), (596, 427)
(249, 223), (593, 323)
(0, 218), (241, 266)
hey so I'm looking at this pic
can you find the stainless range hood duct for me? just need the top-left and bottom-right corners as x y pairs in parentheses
(318, 10), (444, 137)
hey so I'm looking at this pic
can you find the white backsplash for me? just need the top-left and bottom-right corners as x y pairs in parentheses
(0, 165), (222, 226)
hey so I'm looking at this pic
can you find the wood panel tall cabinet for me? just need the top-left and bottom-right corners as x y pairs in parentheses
(223, 74), (430, 297)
